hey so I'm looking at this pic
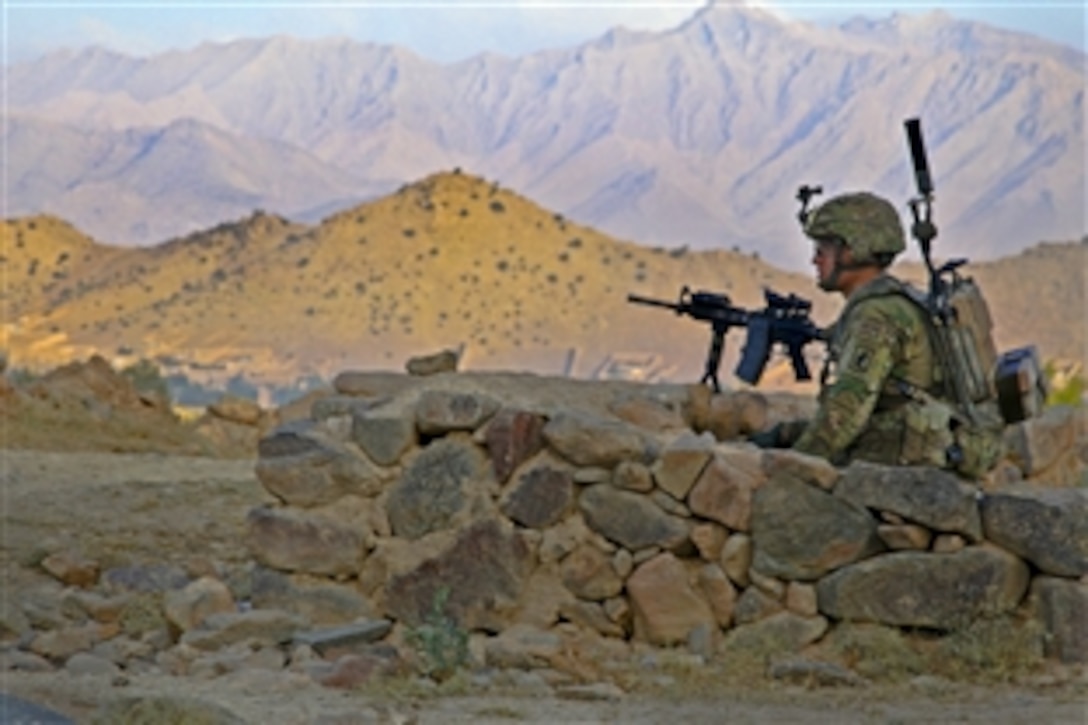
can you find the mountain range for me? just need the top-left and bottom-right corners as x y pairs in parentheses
(3, 172), (1083, 400)
(4, 1), (1084, 270)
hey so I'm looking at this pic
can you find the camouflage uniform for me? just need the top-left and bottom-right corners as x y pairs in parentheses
(791, 274), (953, 467)
(780, 191), (960, 470)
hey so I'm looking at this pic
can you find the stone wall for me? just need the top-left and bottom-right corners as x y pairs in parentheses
(246, 370), (1088, 666)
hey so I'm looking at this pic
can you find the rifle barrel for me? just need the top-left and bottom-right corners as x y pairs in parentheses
(626, 294), (679, 310)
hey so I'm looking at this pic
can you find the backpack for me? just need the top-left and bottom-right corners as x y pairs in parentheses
(895, 264), (1043, 478)
(895, 116), (1046, 477)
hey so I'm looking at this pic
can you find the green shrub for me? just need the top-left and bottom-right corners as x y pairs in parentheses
(1045, 361), (1085, 406)
(405, 587), (469, 682)
(121, 359), (170, 401)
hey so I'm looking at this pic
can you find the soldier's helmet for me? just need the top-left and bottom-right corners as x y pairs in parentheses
(804, 192), (906, 265)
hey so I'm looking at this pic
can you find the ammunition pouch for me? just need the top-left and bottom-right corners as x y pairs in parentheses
(994, 346), (1047, 424)
(948, 403), (1006, 480)
(893, 380), (1005, 479)
(900, 398), (956, 469)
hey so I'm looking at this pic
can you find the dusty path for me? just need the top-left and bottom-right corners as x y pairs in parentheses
(1, 450), (1085, 723)
(2, 667), (1086, 724)
(1, 450), (267, 591)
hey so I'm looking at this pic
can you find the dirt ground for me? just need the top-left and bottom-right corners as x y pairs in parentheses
(2, 450), (1086, 724)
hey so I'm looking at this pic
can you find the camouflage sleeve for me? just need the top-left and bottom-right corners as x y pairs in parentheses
(792, 302), (902, 460)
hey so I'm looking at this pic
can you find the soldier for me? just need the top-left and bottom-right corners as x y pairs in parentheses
(751, 191), (960, 469)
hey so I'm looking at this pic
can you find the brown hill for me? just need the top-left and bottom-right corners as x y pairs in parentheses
(2, 171), (1083, 396)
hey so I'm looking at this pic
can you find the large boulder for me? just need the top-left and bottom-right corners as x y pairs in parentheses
(651, 431), (715, 500)
(578, 484), (689, 552)
(751, 474), (883, 581)
(687, 451), (766, 532)
(542, 412), (650, 467)
(816, 545), (1030, 629)
(626, 553), (716, 646)
(1003, 405), (1083, 476)
(499, 454), (575, 529)
(250, 567), (375, 626)
(1028, 576), (1088, 664)
(350, 407), (417, 466)
(383, 518), (534, 631)
(835, 463), (983, 541)
(559, 544), (625, 601)
(414, 389), (500, 435)
(385, 434), (496, 539)
(256, 420), (388, 507)
(245, 504), (368, 577)
(483, 408), (547, 483)
(980, 488), (1088, 578)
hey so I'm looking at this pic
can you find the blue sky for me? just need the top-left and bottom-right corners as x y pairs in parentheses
(3, 0), (1085, 64)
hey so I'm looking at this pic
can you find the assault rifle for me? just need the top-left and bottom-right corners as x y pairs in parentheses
(626, 287), (825, 392)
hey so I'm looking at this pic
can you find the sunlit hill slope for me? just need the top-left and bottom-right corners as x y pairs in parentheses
(3, 170), (1083, 398)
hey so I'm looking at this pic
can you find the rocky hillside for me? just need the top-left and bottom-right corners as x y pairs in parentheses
(5, 3), (1084, 265)
(2, 172), (1084, 396)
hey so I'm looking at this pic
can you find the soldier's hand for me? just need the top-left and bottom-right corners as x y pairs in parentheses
(748, 424), (785, 449)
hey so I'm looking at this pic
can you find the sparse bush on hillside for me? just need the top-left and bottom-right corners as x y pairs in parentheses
(121, 359), (170, 402)
(8, 367), (41, 386)
(403, 228), (416, 238)
(669, 246), (689, 258)
(489, 200), (505, 213)
(1045, 361), (1085, 406)
(568, 237), (583, 248)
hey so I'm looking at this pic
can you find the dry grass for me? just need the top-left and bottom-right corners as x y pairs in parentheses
(926, 614), (1047, 683)
(1, 399), (221, 456)
(820, 622), (926, 682)
(815, 615), (1048, 686)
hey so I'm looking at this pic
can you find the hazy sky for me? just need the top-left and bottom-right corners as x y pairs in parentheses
(4, 1), (1085, 64)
